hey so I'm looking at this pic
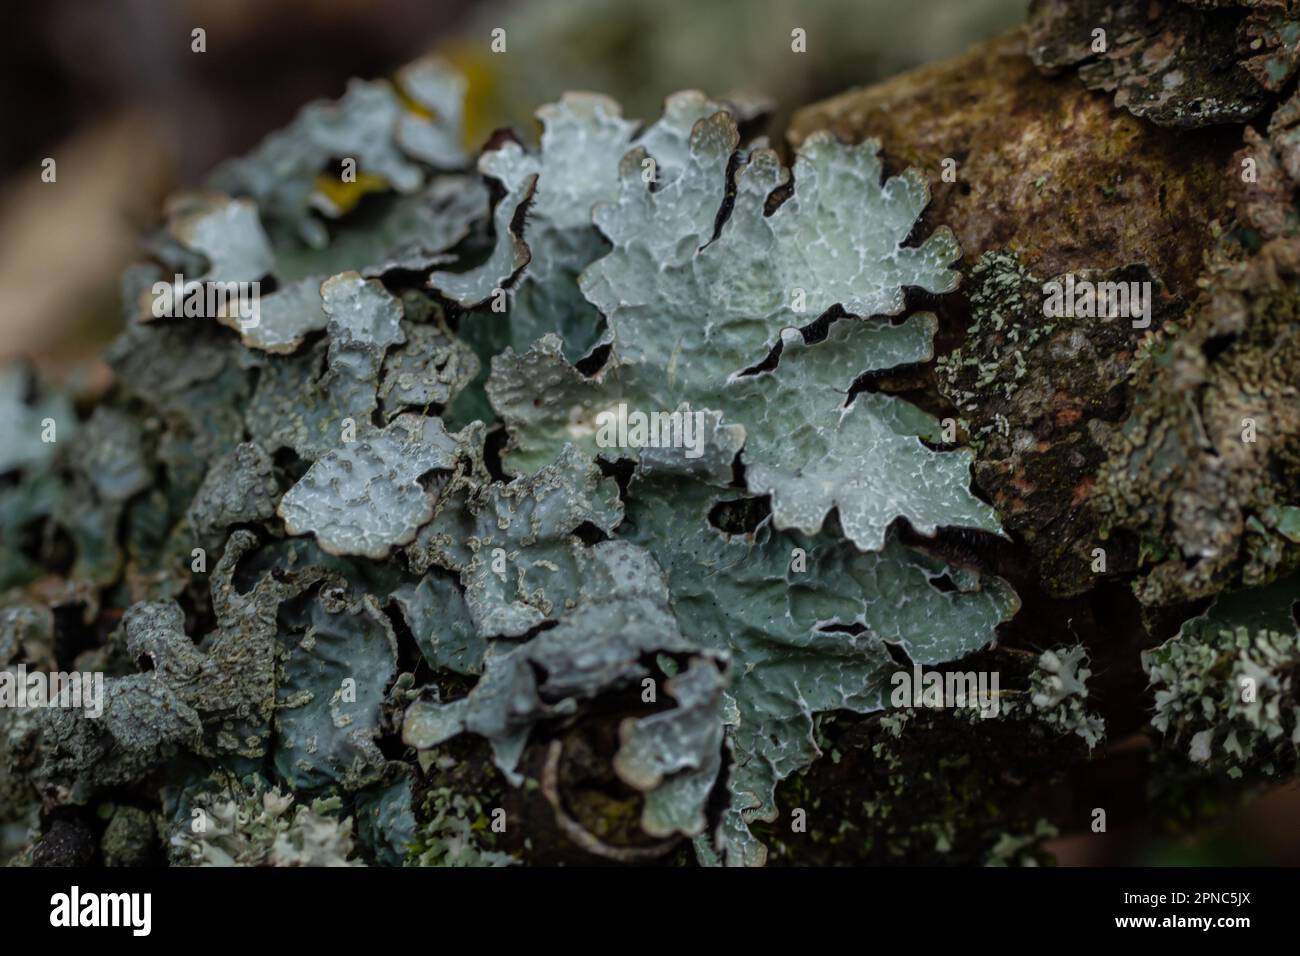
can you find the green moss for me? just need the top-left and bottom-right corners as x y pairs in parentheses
(100, 805), (157, 867)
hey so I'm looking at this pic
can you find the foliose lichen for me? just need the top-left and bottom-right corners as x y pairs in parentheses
(1145, 572), (1300, 777)
(0, 52), (1064, 868)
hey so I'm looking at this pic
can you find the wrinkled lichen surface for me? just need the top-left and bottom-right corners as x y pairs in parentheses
(4, 1), (1300, 868)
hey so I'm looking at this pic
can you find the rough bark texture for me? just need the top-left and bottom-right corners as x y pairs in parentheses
(788, 30), (1236, 302)
(774, 24), (1300, 864)
(8, 21), (1300, 869)
(787, 28), (1295, 601)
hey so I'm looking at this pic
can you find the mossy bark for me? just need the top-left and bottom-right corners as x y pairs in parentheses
(17, 27), (1295, 871)
(772, 27), (1299, 865)
(373, 30), (1298, 867)
(788, 30), (1236, 303)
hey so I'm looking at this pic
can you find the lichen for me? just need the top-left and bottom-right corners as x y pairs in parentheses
(167, 780), (363, 867)
(1027, 0), (1284, 128)
(1145, 571), (1300, 777)
(405, 787), (515, 867)
(23, 25), (1289, 871)
(277, 414), (463, 559)
(937, 251), (1183, 596)
(1023, 646), (1106, 749)
(752, 647), (1097, 865)
(1093, 238), (1300, 606)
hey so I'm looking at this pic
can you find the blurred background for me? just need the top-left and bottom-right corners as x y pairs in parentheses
(3, 0), (1297, 865)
